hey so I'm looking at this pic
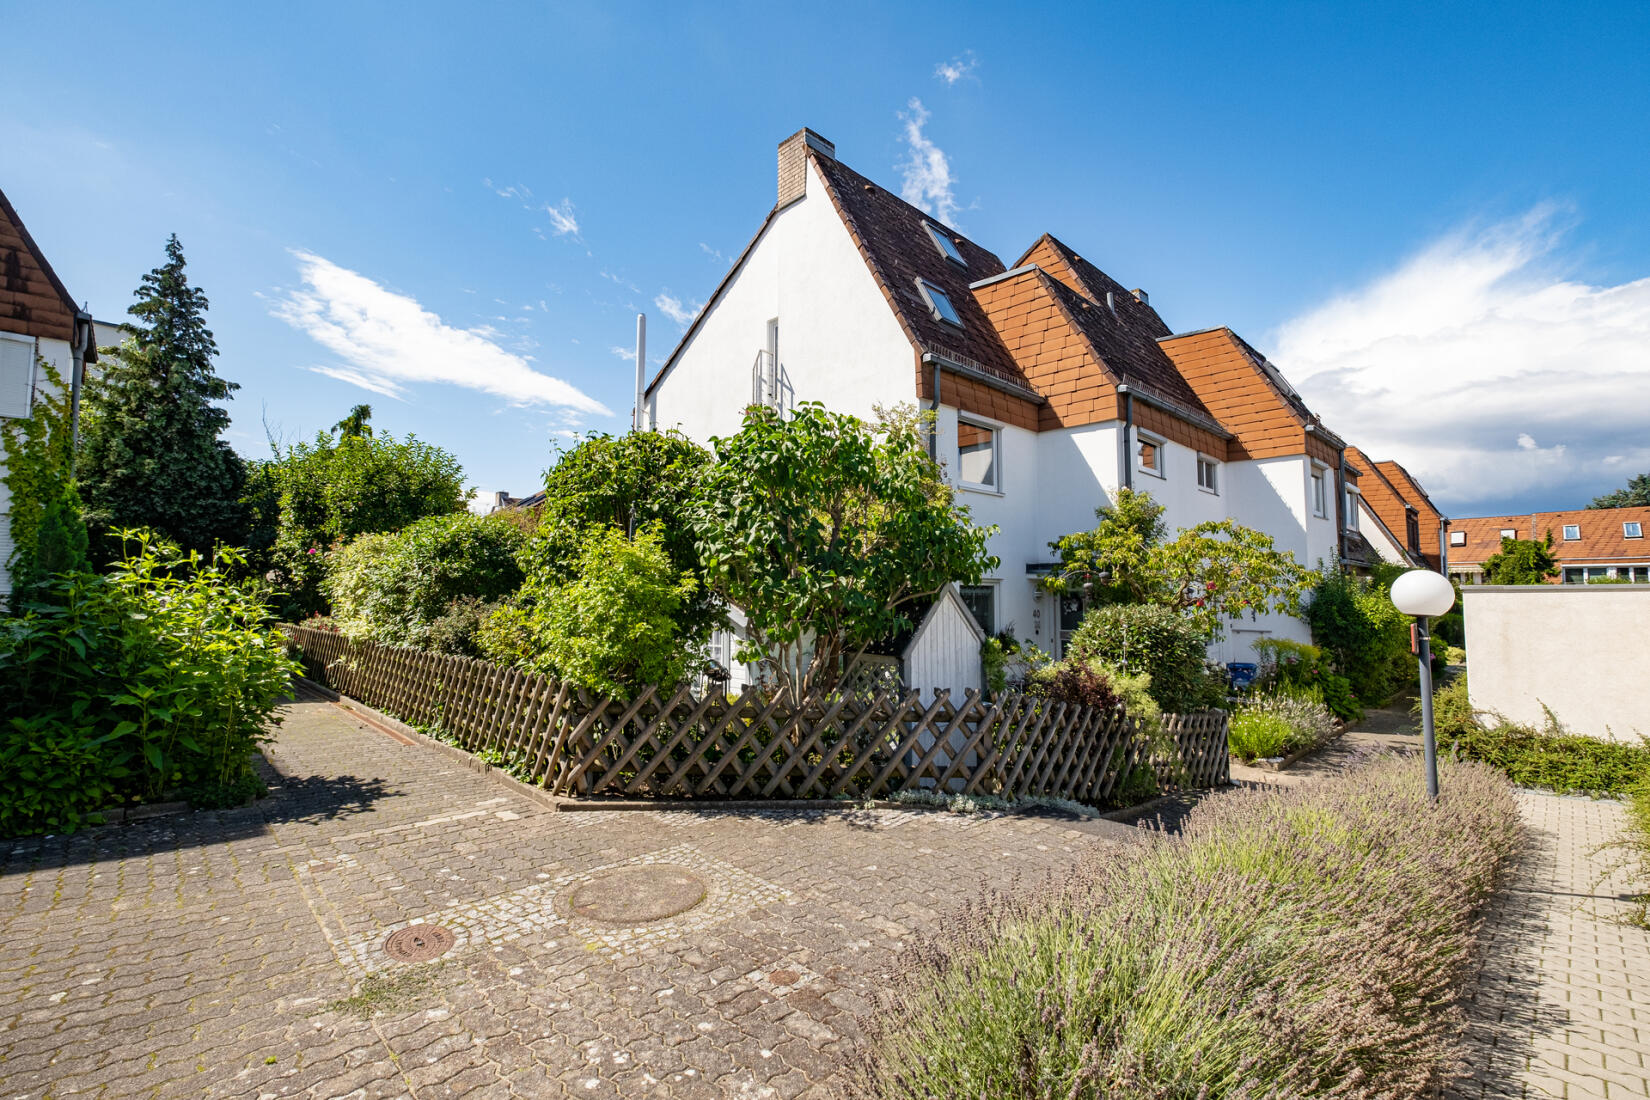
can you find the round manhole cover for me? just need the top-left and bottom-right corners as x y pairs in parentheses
(383, 924), (456, 963)
(567, 865), (706, 924)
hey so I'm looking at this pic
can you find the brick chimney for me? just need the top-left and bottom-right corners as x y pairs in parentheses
(777, 128), (835, 208)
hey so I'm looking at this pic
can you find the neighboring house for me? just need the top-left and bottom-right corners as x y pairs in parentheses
(1, 187), (98, 596)
(488, 489), (546, 513)
(645, 128), (1366, 685)
(1343, 445), (1446, 571)
(1448, 506), (1650, 585)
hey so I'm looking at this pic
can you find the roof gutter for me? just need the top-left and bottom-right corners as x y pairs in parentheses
(1115, 382), (1232, 440)
(920, 350), (1044, 404)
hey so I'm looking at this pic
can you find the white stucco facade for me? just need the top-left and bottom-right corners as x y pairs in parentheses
(0, 332), (75, 597)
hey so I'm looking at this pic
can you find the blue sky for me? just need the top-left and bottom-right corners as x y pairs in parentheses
(6, 1), (1648, 516)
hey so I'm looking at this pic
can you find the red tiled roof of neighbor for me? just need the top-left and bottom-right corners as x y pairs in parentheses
(1452, 506), (1650, 570)
(0, 186), (81, 343)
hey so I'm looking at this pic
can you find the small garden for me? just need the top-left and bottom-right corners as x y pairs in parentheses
(850, 753), (1523, 1098)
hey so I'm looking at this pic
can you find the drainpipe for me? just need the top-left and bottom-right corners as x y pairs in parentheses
(928, 355), (941, 461)
(1335, 454), (1348, 567)
(1119, 386), (1135, 491)
(69, 309), (92, 456)
(1438, 518), (1451, 577)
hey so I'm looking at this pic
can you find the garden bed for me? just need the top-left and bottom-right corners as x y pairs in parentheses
(1243, 724), (1345, 771)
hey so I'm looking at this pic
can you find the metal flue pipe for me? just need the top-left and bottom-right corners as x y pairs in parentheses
(633, 313), (647, 432)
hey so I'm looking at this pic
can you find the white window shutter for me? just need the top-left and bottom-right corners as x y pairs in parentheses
(0, 337), (34, 419)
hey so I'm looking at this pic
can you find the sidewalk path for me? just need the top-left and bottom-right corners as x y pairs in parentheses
(0, 694), (1126, 1099)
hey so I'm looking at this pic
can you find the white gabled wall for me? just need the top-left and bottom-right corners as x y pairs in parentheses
(648, 159), (915, 445)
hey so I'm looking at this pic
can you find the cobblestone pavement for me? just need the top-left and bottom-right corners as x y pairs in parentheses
(0, 696), (1129, 1099)
(1449, 792), (1650, 1100)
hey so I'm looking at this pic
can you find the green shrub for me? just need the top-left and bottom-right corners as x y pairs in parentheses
(480, 525), (703, 698)
(1305, 566), (1412, 706)
(1238, 691), (1337, 760)
(0, 532), (299, 835)
(852, 756), (1521, 1099)
(1228, 710), (1294, 761)
(1066, 604), (1222, 713)
(325, 512), (525, 651)
(1424, 675), (1650, 795)
(1627, 776), (1650, 927)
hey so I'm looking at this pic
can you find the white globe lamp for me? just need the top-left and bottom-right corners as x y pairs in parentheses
(1389, 568), (1458, 800)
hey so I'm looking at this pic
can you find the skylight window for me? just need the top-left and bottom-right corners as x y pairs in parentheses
(925, 223), (966, 266)
(1563, 524), (1581, 541)
(1626, 522), (1643, 539)
(916, 279), (963, 327)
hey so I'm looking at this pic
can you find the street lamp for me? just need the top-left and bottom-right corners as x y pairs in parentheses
(1389, 569), (1457, 800)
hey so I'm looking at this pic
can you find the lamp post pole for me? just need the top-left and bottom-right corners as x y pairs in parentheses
(1415, 614), (1439, 801)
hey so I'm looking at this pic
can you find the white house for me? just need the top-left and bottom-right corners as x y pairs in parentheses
(646, 129), (1364, 689)
(1, 187), (98, 598)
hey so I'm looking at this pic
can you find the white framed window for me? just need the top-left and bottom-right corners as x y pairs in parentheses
(1563, 524), (1581, 541)
(1499, 528), (1516, 539)
(1196, 454), (1219, 494)
(957, 417), (999, 490)
(1625, 522), (1643, 539)
(959, 583), (996, 637)
(916, 279), (963, 327)
(924, 223), (967, 266)
(1449, 530), (1465, 546)
(0, 333), (35, 420)
(1136, 433), (1164, 478)
(1310, 466), (1328, 517)
(1344, 487), (1361, 531)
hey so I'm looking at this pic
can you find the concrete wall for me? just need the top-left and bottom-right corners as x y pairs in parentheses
(1464, 585), (1650, 741)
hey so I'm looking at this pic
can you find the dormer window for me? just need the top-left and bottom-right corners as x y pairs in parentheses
(916, 279), (963, 327)
(924, 223), (966, 266)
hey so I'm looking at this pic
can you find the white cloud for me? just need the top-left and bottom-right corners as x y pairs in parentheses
(654, 292), (701, 328)
(898, 98), (959, 226)
(609, 345), (636, 362)
(545, 199), (580, 238)
(1271, 206), (1650, 510)
(274, 250), (611, 416)
(699, 242), (727, 264)
(934, 51), (978, 85)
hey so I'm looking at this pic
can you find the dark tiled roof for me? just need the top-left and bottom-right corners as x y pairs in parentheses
(809, 154), (1031, 393)
(1014, 234), (1173, 337)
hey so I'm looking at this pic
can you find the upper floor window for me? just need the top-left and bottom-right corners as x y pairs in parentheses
(1563, 524), (1581, 541)
(1500, 528), (1516, 539)
(1310, 467), (1327, 517)
(1406, 510), (1420, 551)
(1625, 522), (1642, 539)
(1344, 488), (1361, 531)
(1196, 455), (1219, 495)
(916, 279), (963, 327)
(958, 418), (999, 489)
(925, 223), (967, 266)
(1137, 433), (1164, 479)
(1449, 530), (1466, 546)
(0, 333), (35, 420)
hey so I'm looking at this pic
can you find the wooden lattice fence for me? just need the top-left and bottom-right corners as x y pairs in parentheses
(284, 626), (1228, 803)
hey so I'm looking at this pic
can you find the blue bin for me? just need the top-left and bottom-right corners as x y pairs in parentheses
(1227, 662), (1259, 690)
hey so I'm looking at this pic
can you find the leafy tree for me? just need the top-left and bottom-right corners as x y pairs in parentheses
(1, 358), (88, 602)
(78, 236), (247, 554)
(1590, 472), (1650, 509)
(1482, 533), (1559, 585)
(264, 429), (468, 617)
(525, 429), (718, 637)
(325, 512), (525, 651)
(332, 404), (374, 439)
(480, 525), (701, 697)
(1048, 488), (1310, 640)
(1046, 488), (1165, 605)
(688, 402), (998, 697)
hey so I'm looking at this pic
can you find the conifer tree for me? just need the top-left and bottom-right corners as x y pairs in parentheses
(79, 235), (247, 554)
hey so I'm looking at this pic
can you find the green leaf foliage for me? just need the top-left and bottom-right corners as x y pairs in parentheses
(257, 428), (468, 617)
(1065, 604), (1225, 713)
(523, 429), (718, 638)
(480, 525), (702, 698)
(77, 236), (248, 556)
(325, 512), (526, 653)
(1, 357), (89, 603)
(1481, 533), (1560, 584)
(1590, 471), (1650, 509)
(0, 531), (300, 836)
(1304, 565), (1413, 706)
(687, 402), (998, 697)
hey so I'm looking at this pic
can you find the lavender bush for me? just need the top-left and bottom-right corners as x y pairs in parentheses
(1229, 691), (1339, 761)
(851, 756), (1521, 1099)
